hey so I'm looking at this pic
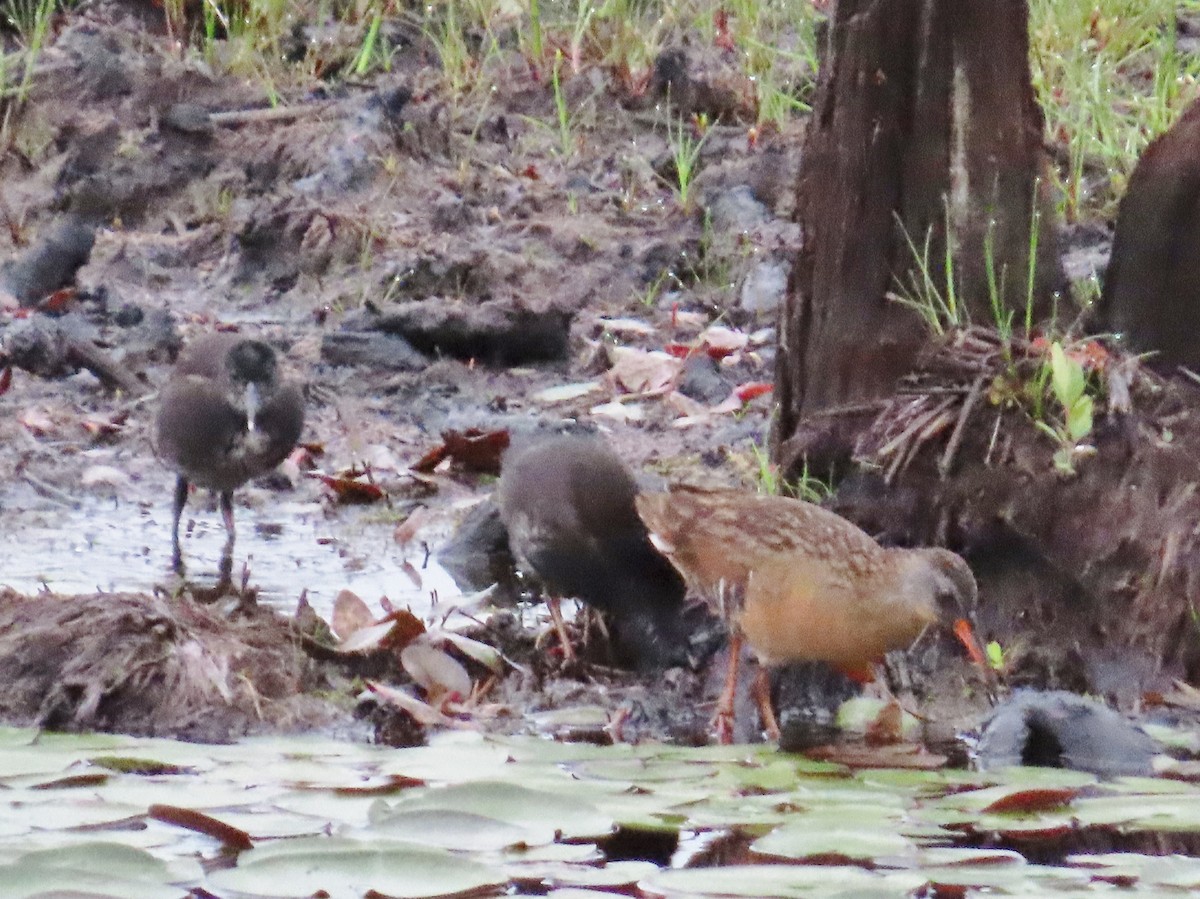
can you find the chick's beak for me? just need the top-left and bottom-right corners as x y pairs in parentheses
(244, 382), (261, 433)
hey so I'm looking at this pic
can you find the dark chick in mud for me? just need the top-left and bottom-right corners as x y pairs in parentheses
(497, 434), (698, 671)
(155, 333), (305, 580)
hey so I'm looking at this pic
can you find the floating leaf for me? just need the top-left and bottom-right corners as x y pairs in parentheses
(208, 837), (506, 898)
(0, 844), (190, 899)
(370, 808), (553, 850)
(148, 803), (253, 851)
(751, 812), (916, 862)
(383, 781), (615, 841)
(641, 863), (924, 898)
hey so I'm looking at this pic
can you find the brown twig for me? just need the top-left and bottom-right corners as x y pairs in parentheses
(939, 374), (986, 480)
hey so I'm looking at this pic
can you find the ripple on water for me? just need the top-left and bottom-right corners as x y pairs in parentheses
(0, 494), (460, 621)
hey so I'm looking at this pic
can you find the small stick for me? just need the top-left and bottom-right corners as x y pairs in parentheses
(939, 374), (986, 480)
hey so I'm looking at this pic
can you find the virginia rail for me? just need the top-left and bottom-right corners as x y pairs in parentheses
(636, 486), (982, 740)
(156, 333), (304, 577)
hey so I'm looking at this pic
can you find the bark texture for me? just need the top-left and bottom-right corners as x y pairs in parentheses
(1098, 96), (1200, 371)
(777, 0), (1062, 476)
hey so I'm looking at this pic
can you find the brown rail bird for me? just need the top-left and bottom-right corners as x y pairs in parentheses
(156, 333), (305, 577)
(497, 434), (692, 670)
(635, 486), (983, 741)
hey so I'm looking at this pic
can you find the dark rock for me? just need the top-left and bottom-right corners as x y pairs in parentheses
(78, 40), (133, 101)
(320, 330), (427, 371)
(641, 238), (703, 286)
(738, 260), (788, 317)
(370, 301), (573, 366)
(976, 690), (1159, 777)
(120, 308), (182, 366)
(706, 185), (770, 234)
(430, 197), (478, 232)
(371, 85), (413, 125)
(161, 103), (213, 136)
(2, 217), (96, 307)
(391, 254), (488, 299)
(678, 352), (731, 404)
(1, 314), (103, 378)
(114, 303), (144, 328)
(1099, 96), (1200, 369)
(2, 317), (73, 376)
(437, 498), (519, 596)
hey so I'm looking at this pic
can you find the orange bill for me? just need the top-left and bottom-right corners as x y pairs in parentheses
(953, 617), (988, 668)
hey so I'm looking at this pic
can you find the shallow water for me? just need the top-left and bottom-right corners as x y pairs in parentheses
(0, 490), (460, 621)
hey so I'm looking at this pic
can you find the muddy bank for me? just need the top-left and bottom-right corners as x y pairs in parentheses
(803, 328), (1200, 704)
(0, 588), (351, 741)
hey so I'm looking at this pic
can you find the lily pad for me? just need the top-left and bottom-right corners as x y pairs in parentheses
(640, 863), (925, 898)
(381, 781), (615, 840)
(0, 842), (194, 899)
(368, 808), (555, 849)
(750, 806), (917, 861)
(208, 837), (506, 898)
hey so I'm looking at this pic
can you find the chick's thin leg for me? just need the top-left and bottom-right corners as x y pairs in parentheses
(170, 475), (190, 574)
(546, 596), (578, 663)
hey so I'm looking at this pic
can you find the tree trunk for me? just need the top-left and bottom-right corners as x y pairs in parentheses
(775, 0), (1062, 477)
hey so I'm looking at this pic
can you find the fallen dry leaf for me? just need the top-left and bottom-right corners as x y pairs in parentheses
(338, 620), (400, 653)
(532, 380), (603, 404)
(607, 346), (682, 393)
(19, 407), (55, 436)
(597, 316), (656, 336)
(590, 400), (645, 422)
(432, 629), (506, 674)
(331, 589), (375, 641)
(313, 470), (386, 503)
(700, 324), (749, 357)
(400, 559), (422, 589)
(401, 635), (473, 703)
(364, 681), (457, 727)
(665, 390), (708, 417)
(980, 787), (1079, 814)
(734, 381), (773, 402)
(38, 287), (77, 314)
(393, 506), (434, 548)
(411, 428), (510, 475)
(81, 409), (130, 439)
(80, 465), (133, 490)
(379, 607), (427, 648)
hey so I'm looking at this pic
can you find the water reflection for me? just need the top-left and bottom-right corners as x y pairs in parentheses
(0, 494), (460, 621)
